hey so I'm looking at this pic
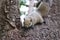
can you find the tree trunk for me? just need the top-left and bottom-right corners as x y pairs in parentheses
(0, 0), (22, 39)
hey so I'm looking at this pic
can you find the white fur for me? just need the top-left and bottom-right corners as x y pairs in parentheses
(20, 14), (26, 27)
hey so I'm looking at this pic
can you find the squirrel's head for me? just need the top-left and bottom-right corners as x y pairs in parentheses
(24, 18), (32, 28)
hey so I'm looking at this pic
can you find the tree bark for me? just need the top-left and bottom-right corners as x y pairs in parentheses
(0, 0), (22, 39)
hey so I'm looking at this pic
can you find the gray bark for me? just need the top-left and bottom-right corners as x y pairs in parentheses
(0, 0), (22, 39)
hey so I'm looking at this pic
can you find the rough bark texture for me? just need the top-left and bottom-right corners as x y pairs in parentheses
(0, 0), (22, 40)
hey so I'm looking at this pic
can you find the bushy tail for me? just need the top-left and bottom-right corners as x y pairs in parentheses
(37, 2), (50, 17)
